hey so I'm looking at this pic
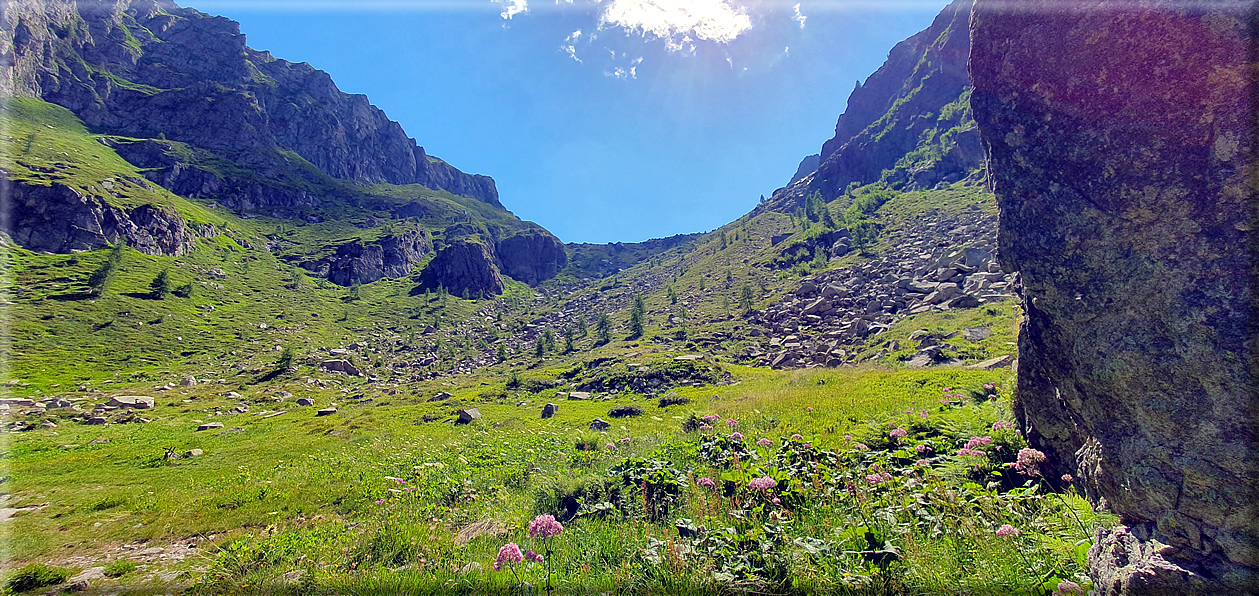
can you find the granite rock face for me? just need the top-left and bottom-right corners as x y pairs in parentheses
(298, 226), (433, 287)
(417, 240), (505, 297)
(1, 0), (500, 208)
(770, 0), (979, 209)
(6, 173), (202, 256)
(496, 231), (568, 286)
(970, 1), (1257, 592)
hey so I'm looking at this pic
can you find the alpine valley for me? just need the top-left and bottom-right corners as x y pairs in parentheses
(1, 0), (1253, 594)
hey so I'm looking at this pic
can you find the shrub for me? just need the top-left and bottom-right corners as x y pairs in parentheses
(658, 395), (690, 408)
(150, 268), (171, 299)
(103, 560), (137, 578)
(5, 563), (71, 592)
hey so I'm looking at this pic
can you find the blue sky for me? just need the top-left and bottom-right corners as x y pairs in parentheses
(193, 0), (950, 243)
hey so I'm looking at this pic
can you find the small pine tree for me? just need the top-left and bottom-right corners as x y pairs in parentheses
(740, 283), (756, 312)
(628, 294), (646, 338)
(576, 317), (588, 337)
(277, 346), (295, 370)
(150, 269), (171, 299)
(698, 278), (706, 291)
(349, 281), (361, 301)
(719, 230), (728, 250)
(563, 327), (575, 354)
(668, 285), (678, 304)
(496, 343), (508, 363)
(596, 313), (612, 345)
(543, 329), (556, 352)
(534, 335), (546, 359)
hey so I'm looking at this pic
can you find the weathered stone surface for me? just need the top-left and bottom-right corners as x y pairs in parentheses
(316, 408), (336, 417)
(319, 360), (361, 376)
(295, 397), (314, 406)
(7, 176), (202, 256)
(298, 225), (432, 287)
(456, 408), (481, 424)
(589, 418), (611, 431)
(197, 422), (223, 431)
(416, 241), (505, 297)
(971, 1), (1257, 591)
(541, 403), (558, 419)
(495, 231), (567, 287)
(108, 396), (154, 409)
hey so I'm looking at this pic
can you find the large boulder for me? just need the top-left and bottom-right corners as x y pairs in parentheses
(299, 226), (432, 286)
(495, 231), (567, 286)
(416, 241), (505, 297)
(971, 2), (1256, 592)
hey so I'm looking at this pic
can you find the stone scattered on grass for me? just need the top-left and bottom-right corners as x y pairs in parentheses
(197, 422), (223, 431)
(456, 408), (481, 424)
(316, 408), (337, 417)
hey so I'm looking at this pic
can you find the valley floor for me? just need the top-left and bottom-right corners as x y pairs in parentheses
(2, 361), (1108, 595)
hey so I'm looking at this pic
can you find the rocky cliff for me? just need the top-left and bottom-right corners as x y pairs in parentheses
(971, 1), (1257, 592)
(416, 240), (506, 297)
(296, 226), (432, 287)
(1, 0), (501, 208)
(6, 172), (202, 256)
(769, 0), (980, 210)
(496, 231), (568, 286)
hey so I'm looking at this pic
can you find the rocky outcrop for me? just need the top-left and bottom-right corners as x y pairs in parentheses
(5, 174), (202, 256)
(971, 1), (1257, 592)
(752, 206), (1014, 368)
(495, 231), (567, 286)
(416, 240), (505, 297)
(2, 0), (501, 208)
(768, 0), (978, 210)
(298, 226), (433, 286)
(788, 154), (820, 185)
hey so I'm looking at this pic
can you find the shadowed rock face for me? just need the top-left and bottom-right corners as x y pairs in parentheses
(298, 226), (433, 287)
(970, 1), (1257, 592)
(5, 173), (203, 256)
(417, 241), (505, 298)
(496, 231), (568, 287)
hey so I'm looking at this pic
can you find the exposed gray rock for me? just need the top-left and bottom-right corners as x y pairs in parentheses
(971, 0), (1257, 591)
(541, 403), (558, 419)
(495, 231), (567, 287)
(316, 408), (336, 417)
(456, 408), (481, 424)
(108, 396), (154, 409)
(296, 397), (314, 406)
(319, 360), (361, 376)
(298, 225), (432, 286)
(197, 422), (223, 431)
(416, 241), (505, 297)
(589, 418), (611, 431)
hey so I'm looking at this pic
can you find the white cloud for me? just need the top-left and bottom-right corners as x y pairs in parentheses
(495, 0), (527, 19)
(598, 0), (753, 50)
(792, 3), (807, 28)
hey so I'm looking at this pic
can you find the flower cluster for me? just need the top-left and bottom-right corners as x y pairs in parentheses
(525, 550), (544, 563)
(1054, 580), (1084, 595)
(991, 420), (1013, 431)
(995, 524), (1020, 538)
(915, 443), (933, 454)
(702, 414), (719, 423)
(1015, 448), (1046, 477)
(756, 438), (773, 447)
(866, 471), (893, 485)
(730, 432), (744, 440)
(528, 514), (563, 539)
(495, 542), (524, 570)
(697, 477), (716, 488)
(726, 419), (739, 427)
(889, 428), (908, 439)
(748, 476), (776, 490)
(957, 436), (993, 457)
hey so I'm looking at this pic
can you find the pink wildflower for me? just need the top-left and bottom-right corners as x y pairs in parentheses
(528, 514), (563, 539)
(992, 420), (1012, 431)
(605, 443), (615, 450)
(726, 419), (739, 427)
(915, 459), (929, 467)
(804, 442), (812, 449)
(853, 443), (869, 450)
(806, 407), (814, 412)
(698, 424), (713, 431)
(843, 434), (852, 441)
(790, 434), (804, 441)
(525, 550), (544, 563)
(697, 477), (716, 488)
(890, 428), (908, 439)
(1061, 474), (1074, 483)
(771, 497), (781, 504)
(757, 438), (773, 447)
(375, 498), (386, 505)
(494, 542), (524, 570)
(1015, 448), (1046, 477)
(988, 394), (997, 400)
(995, 525), (1020, 538)
(748, 476), (776, 490)
(916, 444), (932, 454)
(984, 383), (994, 390)
(919, 410), (929, 419)
(731, 432), (744, 440)
(702, 414), (719, 422)
(620, 437), (631, 444)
